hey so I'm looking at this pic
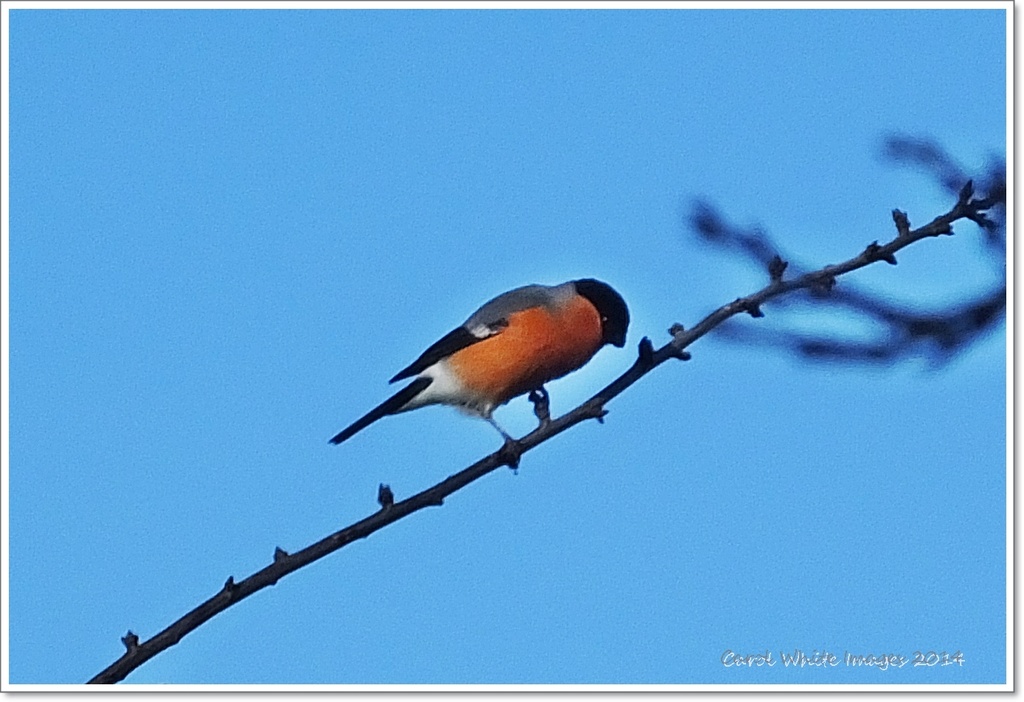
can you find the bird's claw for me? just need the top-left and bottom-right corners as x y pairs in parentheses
(528, 386), (551, 427)
(498, 437), (523, 472)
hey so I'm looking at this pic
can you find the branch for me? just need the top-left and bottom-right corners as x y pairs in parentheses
(88, 182), (995, 684)
(687, 148), (1006, 366)
(710, 285), (1006, 365)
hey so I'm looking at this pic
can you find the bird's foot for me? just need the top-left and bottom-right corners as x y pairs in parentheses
(498, 436), (523, 473)
(528, 386), (551, 427)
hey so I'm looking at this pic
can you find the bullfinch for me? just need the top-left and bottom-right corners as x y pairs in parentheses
(329, 278), (629, 445)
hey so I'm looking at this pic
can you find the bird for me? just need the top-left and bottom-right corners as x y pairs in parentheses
(329, 278), (630, 445)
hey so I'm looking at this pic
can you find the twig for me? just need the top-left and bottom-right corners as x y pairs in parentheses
(687, 164), (1005, 366)
(88, 183), (994, 684)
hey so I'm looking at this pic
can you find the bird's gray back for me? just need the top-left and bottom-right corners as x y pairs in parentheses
(463, 282), (576, 331)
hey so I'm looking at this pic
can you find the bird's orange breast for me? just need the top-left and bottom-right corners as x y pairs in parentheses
(447, 294), (604, 406)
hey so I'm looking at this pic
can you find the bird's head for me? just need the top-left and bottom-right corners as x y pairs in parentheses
(573, 279), (630, 348)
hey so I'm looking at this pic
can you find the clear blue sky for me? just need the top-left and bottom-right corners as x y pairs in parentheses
(6, 6), (1008, 687)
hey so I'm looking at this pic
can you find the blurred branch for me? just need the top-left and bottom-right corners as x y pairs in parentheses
(89, 179), (998, 684)
(686, 136), (1005, 365)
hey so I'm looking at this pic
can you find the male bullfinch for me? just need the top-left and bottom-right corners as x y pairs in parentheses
(329, 278), (630, 445)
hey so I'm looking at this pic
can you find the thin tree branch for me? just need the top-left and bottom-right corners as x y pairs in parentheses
(686, 146), (1006, 366)
(710, 285), (1006, 365)
(88, 181), (995, 684)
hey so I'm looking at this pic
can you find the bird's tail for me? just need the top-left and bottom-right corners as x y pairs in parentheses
(329, 377), (433, 445)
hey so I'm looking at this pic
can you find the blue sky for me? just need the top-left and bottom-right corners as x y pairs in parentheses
(5, 5), (1008, 687)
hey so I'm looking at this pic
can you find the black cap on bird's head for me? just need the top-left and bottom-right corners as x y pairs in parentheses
(573, 279), (629, 348)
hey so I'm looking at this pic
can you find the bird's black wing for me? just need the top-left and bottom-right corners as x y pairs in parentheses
(389, 321), (507, 383)
(388, 285), (554, 383)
